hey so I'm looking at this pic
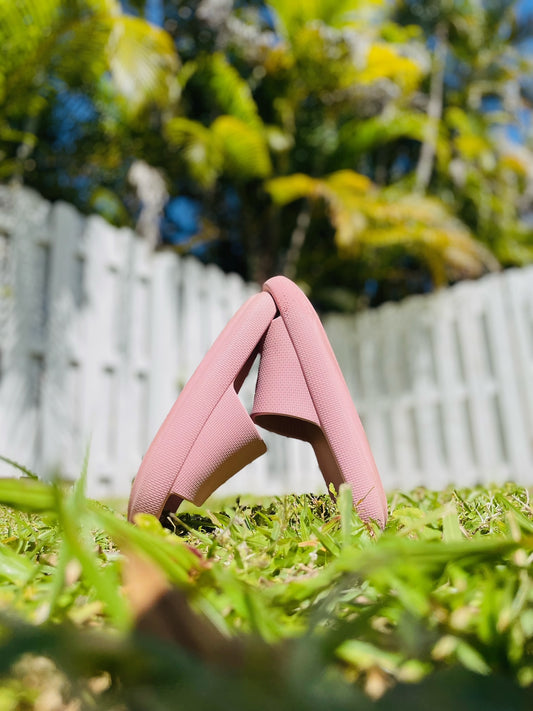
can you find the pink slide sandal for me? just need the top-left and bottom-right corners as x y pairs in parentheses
(128, 276), (387, 528)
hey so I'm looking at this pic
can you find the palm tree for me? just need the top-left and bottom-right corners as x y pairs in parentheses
(393, 0), (533, 265)
(162, 0), (500, 298)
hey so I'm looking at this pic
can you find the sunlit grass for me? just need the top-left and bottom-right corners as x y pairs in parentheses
(0, 456), (531, 710)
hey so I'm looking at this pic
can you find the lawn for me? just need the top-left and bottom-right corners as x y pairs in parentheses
(0, 456), (531, 710)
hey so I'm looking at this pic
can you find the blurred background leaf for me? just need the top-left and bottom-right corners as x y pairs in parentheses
(1, 0), (532, 307)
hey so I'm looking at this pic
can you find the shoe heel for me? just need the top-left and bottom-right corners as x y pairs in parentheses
(170, 384), (266, 506)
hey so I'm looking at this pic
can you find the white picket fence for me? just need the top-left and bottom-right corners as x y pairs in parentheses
(0, 185), (532, 500)
(324, 270), (533, 491)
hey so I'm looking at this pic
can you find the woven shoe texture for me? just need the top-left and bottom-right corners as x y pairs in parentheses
(127, 291), (276, 521)
(258, 277), (388, 527)
(128, 277), (388, 528)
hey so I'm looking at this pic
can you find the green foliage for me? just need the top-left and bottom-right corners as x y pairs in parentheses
(1, 0), (533, 303)
(0, 0), (179, 115)
(199, 53), (263, 128)
(337, 111), (429, 158)
(268, 0), (381, 36)
(0, 456), (531, 708)
(0, 0), (179, 198)
(267, 170), (499, 284)
(158, 0), (532, 296)
(166, 114), (272, 187)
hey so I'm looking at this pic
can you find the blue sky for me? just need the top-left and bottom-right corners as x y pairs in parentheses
(518, 0), (533, 14)
(146, 0), (164, 26)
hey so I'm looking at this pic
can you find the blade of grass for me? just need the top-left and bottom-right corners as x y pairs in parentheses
(442, 502), (464, 542)
(0, 455), (39, 479)
(89, 504), (205, 587)
(0, 542), (36, 584)
(338, 484), (353, 549)
(0, 477), (56, 513)
(495, 494), (533, 534)
(56, 462), (131, 630)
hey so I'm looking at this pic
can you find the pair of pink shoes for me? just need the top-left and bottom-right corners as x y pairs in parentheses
(128, 276), (387, 528)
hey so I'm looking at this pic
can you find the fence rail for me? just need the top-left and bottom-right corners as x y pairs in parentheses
(0, 185), (531, 500)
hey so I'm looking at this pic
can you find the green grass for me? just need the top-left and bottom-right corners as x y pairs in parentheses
(0, 457), (531, 710)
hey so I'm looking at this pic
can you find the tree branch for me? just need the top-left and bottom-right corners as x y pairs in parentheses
(283, 202), (311, 280)
(415, 23), (448, 194)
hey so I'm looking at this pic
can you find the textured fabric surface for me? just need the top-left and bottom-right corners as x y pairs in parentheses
(127, 292), (276, 521)
(252, 316), (320, 427)
(128, 276), (387, 528)
(171, 385), (266, 505)
(262, 277), (388, 526)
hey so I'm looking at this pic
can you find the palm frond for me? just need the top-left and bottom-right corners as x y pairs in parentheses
(0, 0), (61, 80)
(338, 112), (428, 157)
(267, 0), (380, 37)
(265, 173), (319, 204)
(108, 15), (180, 115)
(267, 169), (500, 283)
(0, 0), (179, 117)
(201, 54), (262, 128)
(165, 117), (222, 189)
(212, 116), (272, 180)
(166, 115), (271, 185)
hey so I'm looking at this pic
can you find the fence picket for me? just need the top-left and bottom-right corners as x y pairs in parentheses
(0, 188), (51, 476)
(40, 201), (83, 477)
